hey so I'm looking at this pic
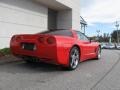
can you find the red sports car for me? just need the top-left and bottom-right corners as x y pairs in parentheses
(10, 29), (101, 70)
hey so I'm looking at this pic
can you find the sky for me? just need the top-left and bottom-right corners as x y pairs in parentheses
(80, 0), (120, 36)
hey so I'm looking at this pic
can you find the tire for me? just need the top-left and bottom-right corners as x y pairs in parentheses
(68, 47), (80, 70)
(96, 46), (101, 60)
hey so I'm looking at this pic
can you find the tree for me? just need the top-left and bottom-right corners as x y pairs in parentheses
(90, 33), (110, 43)
(111, 30), (120, 42)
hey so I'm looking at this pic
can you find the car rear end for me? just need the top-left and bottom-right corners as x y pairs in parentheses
(10, 34), (58, 64)
(10, 30), (75, 66)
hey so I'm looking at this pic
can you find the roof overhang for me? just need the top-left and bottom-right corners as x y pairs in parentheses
(35, 0), (71, 10)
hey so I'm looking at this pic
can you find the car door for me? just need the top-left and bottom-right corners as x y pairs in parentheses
(76, 31), (96, 60)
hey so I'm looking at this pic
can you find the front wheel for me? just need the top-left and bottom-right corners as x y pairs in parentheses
(96, 47), (101, 60)
(68, 47), (80, 70)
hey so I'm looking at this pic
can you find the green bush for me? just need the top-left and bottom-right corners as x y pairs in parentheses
(0, 48), (11, 55)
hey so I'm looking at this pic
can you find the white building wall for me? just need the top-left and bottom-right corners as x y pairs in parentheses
(72, 0), (81, 30)
(0, 0), (48, 48)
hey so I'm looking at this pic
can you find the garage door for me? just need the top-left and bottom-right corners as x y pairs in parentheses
(0, 0), (48, 48)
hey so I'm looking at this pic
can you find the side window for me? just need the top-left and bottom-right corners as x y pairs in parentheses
(76, 31), (89, 41)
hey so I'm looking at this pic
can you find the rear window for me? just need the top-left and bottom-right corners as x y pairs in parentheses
(40, 30), (73, 37)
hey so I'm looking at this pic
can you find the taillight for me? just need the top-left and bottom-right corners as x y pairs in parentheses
(47, 37), (55, 44)
(38, 37), (44, 43)
(16, 36), (21, 41)
(11, 36), (16, 41)
(11, 36), (21, 41)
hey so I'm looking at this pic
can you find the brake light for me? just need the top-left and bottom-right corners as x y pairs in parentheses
(11, 36), (21, 41)
(15, 36), (21, 41)
(11, 36), (16, 41)
(47, 37), (55, 44)
(38, 37), (44, 43)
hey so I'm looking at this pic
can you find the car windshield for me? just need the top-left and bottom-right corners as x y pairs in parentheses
(38, 30), (73, 37)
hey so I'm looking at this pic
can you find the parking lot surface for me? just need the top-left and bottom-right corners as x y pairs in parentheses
(0, 50), (120, 90)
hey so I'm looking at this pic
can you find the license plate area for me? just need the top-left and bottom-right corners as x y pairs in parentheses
(21, 43), (36, 51)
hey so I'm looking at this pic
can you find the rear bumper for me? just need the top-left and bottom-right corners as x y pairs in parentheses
(11, 43), (70, 67)
(10, 40), (59, 64)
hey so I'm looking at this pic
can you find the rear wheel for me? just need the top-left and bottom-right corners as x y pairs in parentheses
(68, 47), (80, 70)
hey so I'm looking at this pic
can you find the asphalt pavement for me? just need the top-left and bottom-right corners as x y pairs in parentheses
(0, 50), (120, 90)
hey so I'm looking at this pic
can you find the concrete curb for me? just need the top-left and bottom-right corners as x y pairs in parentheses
(0, 55), (21, 64)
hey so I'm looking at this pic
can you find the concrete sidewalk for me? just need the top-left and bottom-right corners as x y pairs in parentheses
(0, 55), (21, 64)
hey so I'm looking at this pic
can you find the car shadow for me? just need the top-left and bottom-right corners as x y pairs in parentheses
(19, 62), (63, 71)
(0, 53), (103, 74)
(0, 60), (70, 74)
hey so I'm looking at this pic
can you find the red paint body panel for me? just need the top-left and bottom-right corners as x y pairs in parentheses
(10, 30), (100, 67)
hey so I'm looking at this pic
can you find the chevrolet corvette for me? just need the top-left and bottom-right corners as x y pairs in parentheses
(10, 29), (101, 70)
